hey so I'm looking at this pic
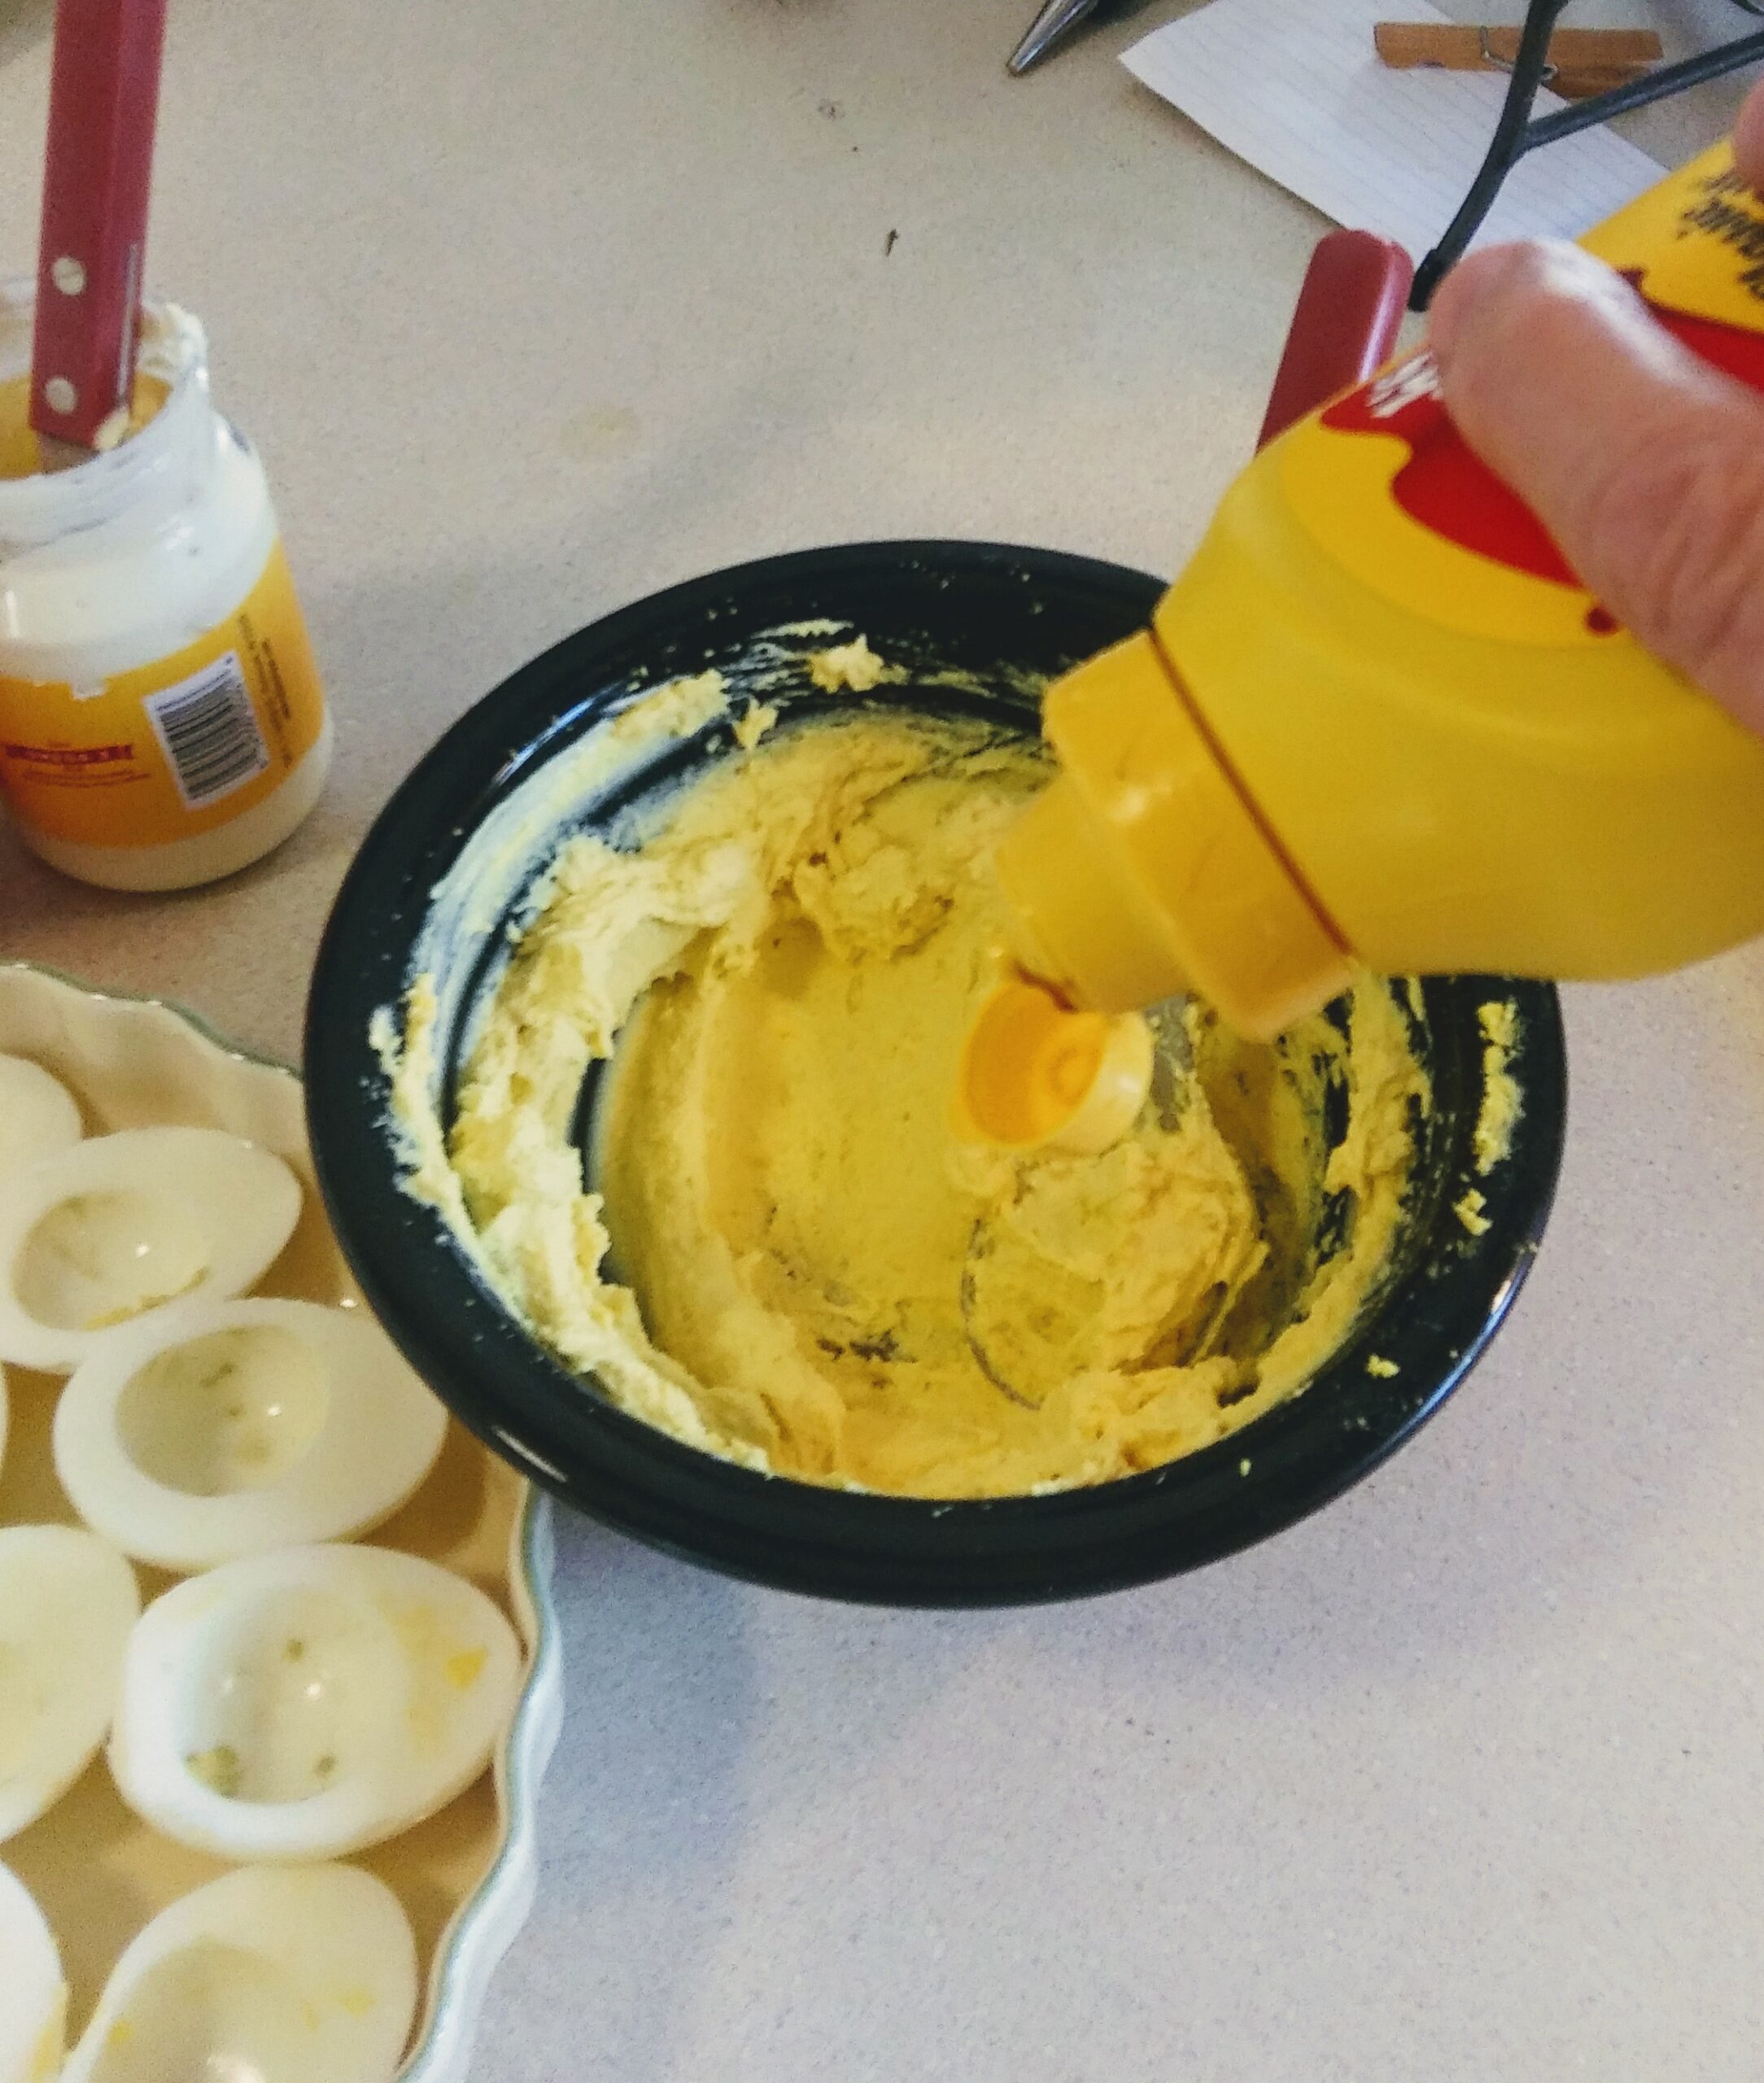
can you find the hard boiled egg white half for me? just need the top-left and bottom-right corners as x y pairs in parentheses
(0, 1055), (81, 1186)
(0, 1859), (65, 2083)
(110, 1542), (522, 1860)
(0, 1126), (301, 1372)
(54, 1295), (448, 1570)
(60, 1862), (417, 2083)
(0, 1525), (139, 1841)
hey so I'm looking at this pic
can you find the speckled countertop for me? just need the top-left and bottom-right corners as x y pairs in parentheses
(3, 2), (1762, 2076)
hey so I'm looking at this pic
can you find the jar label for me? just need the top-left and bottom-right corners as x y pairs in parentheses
(0, 539), (326, 848)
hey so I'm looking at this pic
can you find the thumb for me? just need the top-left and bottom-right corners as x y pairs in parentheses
(1429, 239), (1764, 736)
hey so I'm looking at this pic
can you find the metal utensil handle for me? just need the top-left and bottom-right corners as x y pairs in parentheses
(1255, 230), (1415, 451)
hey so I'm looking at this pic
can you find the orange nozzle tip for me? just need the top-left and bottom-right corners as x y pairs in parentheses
(954, 976), (1153, 1155)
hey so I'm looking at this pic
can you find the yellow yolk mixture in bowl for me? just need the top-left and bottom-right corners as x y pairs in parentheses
(312, 541), (1564, 1602)
(400, 697), (1427, 1500)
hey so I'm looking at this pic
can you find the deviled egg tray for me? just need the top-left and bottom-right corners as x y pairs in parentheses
(0, 963), (562, 2083)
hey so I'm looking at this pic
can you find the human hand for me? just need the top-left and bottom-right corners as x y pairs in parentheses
(1427, 81), (1764, 736)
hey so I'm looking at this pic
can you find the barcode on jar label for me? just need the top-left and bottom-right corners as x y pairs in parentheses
(144, 653), (270, 809)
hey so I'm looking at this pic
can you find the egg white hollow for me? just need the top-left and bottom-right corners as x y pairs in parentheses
(54, 1296), (450, 1571)
(0, 1127), (301, 1372)
(0, 1055), (82, 1186)
(0, 1525), (140, 1841)
(0, 1859), (66, 2083)
(109, 1542), (522, 1860)
(59, 1862), (417, 2083)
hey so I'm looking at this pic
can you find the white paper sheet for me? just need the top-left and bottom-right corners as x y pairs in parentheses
(1122, 0), (1663, 258)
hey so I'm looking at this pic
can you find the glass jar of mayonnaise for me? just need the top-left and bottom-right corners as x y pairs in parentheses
(0, 280), (331, 890)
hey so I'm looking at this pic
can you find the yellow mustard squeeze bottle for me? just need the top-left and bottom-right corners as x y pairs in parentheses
(973, 140), (1764, 1138)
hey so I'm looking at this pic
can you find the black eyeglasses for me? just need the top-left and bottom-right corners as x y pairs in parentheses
(1411, 0), (1764, 308)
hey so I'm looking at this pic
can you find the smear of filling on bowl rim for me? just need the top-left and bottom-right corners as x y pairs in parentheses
(383, 655), (1439, 1500)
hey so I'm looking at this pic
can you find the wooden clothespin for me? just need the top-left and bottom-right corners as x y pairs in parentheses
(1373, 21), (1662, 100)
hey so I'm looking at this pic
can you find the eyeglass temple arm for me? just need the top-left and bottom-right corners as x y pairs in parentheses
(1409, 0), (1576, 309)
(1411, 0), (1764, 310)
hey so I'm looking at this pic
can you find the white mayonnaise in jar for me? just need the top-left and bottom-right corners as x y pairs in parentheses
(0, 280), (332, 889)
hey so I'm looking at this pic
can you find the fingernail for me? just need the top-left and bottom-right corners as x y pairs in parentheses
(1424, 252), (1506, 373)
(1426, 286), (1464, 369)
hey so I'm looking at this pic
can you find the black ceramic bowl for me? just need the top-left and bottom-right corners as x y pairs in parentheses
(306, 540), (1566, 1606)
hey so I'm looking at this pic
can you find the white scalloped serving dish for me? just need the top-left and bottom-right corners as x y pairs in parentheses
(0, 960), (562, 2083)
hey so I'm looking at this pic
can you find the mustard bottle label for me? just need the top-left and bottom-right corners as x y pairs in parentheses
(0, 540), (325, 849)
(1276, 142), (1764, 648)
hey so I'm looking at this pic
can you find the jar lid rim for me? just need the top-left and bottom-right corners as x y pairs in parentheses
(0, 282), (212, 544)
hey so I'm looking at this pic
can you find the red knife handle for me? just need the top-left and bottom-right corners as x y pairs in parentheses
(1255, 230), (1414, 452)
(30, 0), (169, 449)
